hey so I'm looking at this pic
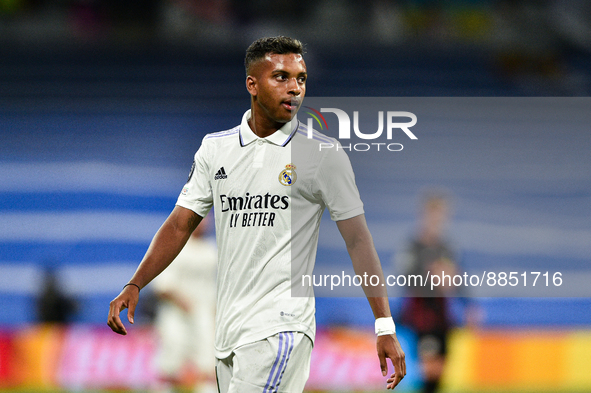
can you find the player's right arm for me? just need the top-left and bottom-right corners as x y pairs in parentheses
(107, 205), (202, 335)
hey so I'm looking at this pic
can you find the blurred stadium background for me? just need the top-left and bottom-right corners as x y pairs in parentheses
(1, 0), (591, 392)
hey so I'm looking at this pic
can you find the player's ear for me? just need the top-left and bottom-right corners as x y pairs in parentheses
(246, 75), (258, 96)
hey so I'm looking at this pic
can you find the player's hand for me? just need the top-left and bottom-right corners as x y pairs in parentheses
(377, 333), (406, 389)
(107, 285), (140, 335)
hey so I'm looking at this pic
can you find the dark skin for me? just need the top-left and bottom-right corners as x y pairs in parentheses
(246, 52), (306, 138)
(108, 51), (406, 390)
(336, 215), (406, 389)
(107, 206), (202, 333)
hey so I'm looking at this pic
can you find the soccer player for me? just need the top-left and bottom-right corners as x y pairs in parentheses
(152, 217), (217, 393)
(108, 36), (406, 392)
(395, 192), (457, 393)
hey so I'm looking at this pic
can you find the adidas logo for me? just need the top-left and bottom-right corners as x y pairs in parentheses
(214, 167), (228, 180)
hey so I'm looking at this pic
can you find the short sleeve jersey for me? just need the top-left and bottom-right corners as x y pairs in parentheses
(176, 110), (364, 358)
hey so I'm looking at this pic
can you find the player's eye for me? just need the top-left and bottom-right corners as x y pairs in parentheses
(298, 76), (306, 83)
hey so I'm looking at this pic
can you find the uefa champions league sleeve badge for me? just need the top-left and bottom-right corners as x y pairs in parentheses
(279, 164), (297, 186)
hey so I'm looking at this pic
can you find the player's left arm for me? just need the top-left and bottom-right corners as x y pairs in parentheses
(336, 214), (406, 389)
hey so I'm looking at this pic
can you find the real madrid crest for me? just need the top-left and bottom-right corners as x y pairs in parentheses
(279, 164), (297, 186)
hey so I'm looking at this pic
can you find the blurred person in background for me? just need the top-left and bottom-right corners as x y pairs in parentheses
(152, 216), (217, 393)
(37, 266), (77, 324)
(394, 191), (459, 393)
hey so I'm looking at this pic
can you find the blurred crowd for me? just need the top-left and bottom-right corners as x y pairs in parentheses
(0, 0), (590, 51)
(1, 1), (590, 97)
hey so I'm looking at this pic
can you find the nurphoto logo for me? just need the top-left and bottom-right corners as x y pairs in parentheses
(302, 105), (417, 152)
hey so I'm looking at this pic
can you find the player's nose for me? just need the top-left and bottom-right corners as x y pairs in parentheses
(287, 78), (302, 95)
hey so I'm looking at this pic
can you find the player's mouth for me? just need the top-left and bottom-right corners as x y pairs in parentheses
(281, 99), (300, 112)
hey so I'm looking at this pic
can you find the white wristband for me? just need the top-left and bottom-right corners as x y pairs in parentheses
(375, 317), (396, 336)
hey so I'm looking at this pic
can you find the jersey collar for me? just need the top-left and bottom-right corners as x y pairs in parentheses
(239, 110), (298, 147)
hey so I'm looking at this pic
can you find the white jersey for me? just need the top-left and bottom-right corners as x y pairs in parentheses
(151, 237), (217, 303)
(176, 110), (364, 358)
(151, 236), (217, 374)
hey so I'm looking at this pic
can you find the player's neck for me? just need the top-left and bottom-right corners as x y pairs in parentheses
(248, 118), (274, 138)
(248, 109), (286, 139)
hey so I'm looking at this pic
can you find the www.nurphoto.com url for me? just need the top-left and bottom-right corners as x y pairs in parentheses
(302, 271), (564, 291)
